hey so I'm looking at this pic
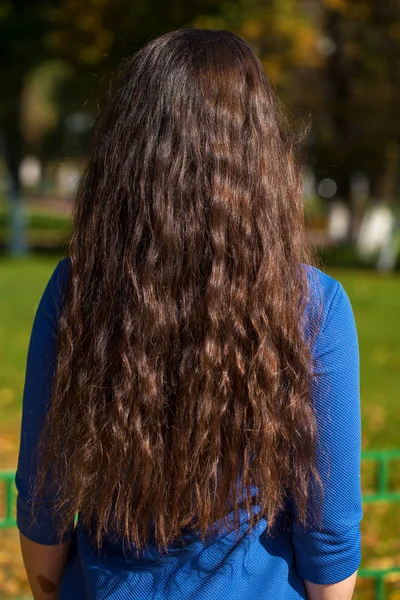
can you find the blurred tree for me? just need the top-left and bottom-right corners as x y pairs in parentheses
(0, 0), (49, 254)
(2, 0), (400, 256)
(38, 0), (221, 115)
(0, 0), (209, 253)
(316, 0), (400, 239)
(195, 0), (400, 230)
(194, 0), (323, 91)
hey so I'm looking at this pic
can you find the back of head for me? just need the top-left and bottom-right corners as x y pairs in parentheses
(33, 28), (323, 554)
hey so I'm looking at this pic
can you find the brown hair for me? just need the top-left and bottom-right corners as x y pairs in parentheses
(32, 28), (324, 555)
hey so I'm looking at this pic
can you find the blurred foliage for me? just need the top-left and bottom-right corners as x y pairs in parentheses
(1, 0), (400, 204)
(317, 244), (400, 269)
(195, 0), (400, 202)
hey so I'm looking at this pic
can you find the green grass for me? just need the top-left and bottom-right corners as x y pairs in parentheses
(328, 268), (400, 449)
(0, 256), (62, 428)
(0, 256), (399, 451)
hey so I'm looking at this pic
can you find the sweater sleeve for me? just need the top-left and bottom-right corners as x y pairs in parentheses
(292, 280), (363, 584)
(15, 257), (75, 545)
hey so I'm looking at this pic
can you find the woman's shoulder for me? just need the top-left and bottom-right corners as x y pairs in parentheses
(56, 256), (72, 285)
(51, 255), (71, 296)
(302, 263), (354, 333)
(303, 263), (340, 300)
(42, 256), (71, 323)
(301, 264), (358, 366)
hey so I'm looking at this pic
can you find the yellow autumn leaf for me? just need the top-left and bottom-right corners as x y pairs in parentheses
(322, 0), (347, 11)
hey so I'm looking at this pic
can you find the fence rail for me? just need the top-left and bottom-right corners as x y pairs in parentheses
(1, 449), (400, 600)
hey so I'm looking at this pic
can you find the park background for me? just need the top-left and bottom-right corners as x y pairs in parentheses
(0, 0), (400, 598)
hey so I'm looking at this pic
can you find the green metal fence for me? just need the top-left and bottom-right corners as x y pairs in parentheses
(1, 449), (400, 600)
(357, 449), (400, 599)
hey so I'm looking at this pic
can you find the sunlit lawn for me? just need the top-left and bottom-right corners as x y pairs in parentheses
(326, 268), (400, 450)
(0, 255), (399, 598)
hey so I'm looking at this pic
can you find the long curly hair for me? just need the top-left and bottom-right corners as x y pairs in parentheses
(32, 28), (324, 554)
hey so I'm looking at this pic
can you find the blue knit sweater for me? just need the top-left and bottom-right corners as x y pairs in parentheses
(15, 257), (363, 599)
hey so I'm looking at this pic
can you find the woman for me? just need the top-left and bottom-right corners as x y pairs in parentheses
(16, 28), (362, 600)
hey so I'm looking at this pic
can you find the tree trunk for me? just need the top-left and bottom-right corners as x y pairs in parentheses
(324, 9), (356, 242)
(3, 83), (28, 256)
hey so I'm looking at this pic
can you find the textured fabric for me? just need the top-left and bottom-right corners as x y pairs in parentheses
(15, 257), (363, 599)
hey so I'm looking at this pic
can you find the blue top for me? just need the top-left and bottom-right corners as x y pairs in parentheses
(15, 257), (363, 600)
